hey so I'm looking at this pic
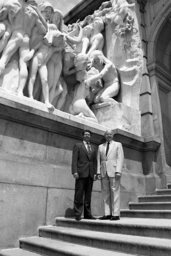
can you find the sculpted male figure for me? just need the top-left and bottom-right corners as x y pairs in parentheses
(0, 20), (11, 54)
(97, 130), (124, 220)
(72, 130), (97, 221)
(0, 0), (47, 95)
(90, 50), (120, 104)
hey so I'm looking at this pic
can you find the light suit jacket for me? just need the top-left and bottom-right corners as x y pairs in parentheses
(97, 140), (124, 178)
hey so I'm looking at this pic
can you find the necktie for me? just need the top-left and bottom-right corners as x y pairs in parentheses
(106, 142), (110, 156)
(87, 142), (91, 153)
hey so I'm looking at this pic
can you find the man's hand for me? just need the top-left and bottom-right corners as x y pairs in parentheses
(93, 174), (98, 181)
(115, 172), (121, 180)
(96, 174), (102, 180)
(73, 173), (79, 179)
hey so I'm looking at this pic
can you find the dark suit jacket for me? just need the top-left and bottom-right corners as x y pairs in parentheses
(72, 142), (97, 179)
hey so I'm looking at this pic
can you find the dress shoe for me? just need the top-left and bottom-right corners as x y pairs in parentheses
(84, 216), (96, 220)
(99, 215), (111, 220)
(110, 216), (120, 221)
(75, 216), (81, 221)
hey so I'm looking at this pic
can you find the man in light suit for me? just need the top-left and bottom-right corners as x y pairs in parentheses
(97, 130), (124, 220)
(72, 130), (97, 221)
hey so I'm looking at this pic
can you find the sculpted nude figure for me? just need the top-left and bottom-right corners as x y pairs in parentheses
(47, 8), (67, 109)
(89, 50), (120, 104)
(74, 18), (104, 72)
(28, 22), (64, 111)
(0, 20), (11, 54)
(87, 17), (104, 57)
(28, 2), (82, 111)
(69, 67), (102, 122)
(74, 24), (93, 72)
(0, 0), (47, 96)
(75, 23), (93, 55)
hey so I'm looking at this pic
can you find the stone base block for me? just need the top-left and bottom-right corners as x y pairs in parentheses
(92, 102), (141, 136)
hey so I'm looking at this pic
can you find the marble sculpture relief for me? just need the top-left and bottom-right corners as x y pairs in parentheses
(0, 0), (144, 132)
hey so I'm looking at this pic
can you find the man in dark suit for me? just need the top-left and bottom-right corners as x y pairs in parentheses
(72, 129), (97, 221)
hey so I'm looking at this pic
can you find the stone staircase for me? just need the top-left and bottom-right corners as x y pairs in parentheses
(1, 184), (171, 256)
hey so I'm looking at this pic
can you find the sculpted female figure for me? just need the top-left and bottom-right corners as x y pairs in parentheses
(62, 22), (84, 77)
(87, 17), (104, 56)
(69, 67), (102, 122)
(74, 23), (93, 74)
(89, 50), (120, 104)
(75, 23), (93, 55)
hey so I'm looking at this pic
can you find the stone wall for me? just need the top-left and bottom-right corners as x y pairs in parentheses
(0, 89), (160, 249)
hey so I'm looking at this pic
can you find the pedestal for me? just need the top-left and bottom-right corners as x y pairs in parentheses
(92, 102), (141, 136)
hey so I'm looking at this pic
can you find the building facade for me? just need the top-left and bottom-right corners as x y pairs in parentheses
(0, 0), (170, 250)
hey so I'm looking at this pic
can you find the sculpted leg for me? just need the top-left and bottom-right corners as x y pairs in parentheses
(48, 54), (62, 103)
(73, 99), (97, 121)
(49, 65), (62, 103)
(55, 78), (68, 110)
(18, 58), (28, 96)
(28, 56), (39, 99)
(21, 35), (34, 62)
(95, 82), (119, 103)
(39, 65), (54, 111)
(0, 32), (22, 75)
(0, 23), (5, 38)
(17, 45), (31, 96)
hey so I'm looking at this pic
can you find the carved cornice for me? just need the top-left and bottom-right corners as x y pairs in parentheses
(148, 62), (171, 87)
(64, 0), (109, 24)
(65, 0), (148, 24)
(155, 64), (171, 86)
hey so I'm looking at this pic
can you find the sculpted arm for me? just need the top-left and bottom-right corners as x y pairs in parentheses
(65, 25), (83, 45)
(98, 60), (112, 79)
(85, 60), (111, 86)
(87, 34), (104, 56)
(0, 22), (11, 53)
(31, 5), (48, 32)
(81, 37), (89, 54)
(34, 12), (47, 36)
(0, 7), (8, 21)
(85, 73), (101, 87)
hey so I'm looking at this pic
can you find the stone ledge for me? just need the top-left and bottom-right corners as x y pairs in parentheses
(113, 129), (160, 152)
(0, 89), (106, 144)
(0, 89), (160, 152)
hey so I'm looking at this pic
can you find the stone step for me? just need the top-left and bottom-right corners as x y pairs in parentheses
(19, 236), (136, 256)
(121, 209), (171, 218)
(0, 248), (41, 256)
(55, 217), (171, 239)
(138, 195), (171, 202)
(129, 202), (171, 210)
(156, 189), (171, 195)
(21, 226), (171, 256)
